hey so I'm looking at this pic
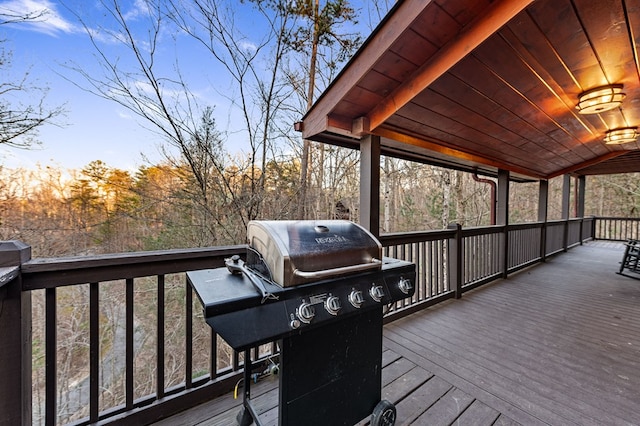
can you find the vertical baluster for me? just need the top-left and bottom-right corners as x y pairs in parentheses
(233, 351), (240, 371)
(470, 235), (475, 284)
(485, 233), (491, 277)
(441, 239), (446, 293)
(482, 233), (486, 274)
(90, 282), (99, 422)
(407, 243), (414, 306)
(420, 241), (426, 302)
(157, 275), (165, 399)
(126, 278), (134, 409)
(185, 280), (193, 389)
(510, 231), (514, 269)
(45, 287), (56, 426)
(436, 239), (442, 294)
(432, 240), (438, 295)
(434, 239), (440, 294)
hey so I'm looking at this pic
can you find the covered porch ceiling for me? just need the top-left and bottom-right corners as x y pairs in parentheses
(299, 0), (640, 181)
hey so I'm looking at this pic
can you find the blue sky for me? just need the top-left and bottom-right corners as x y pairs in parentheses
(0, 0), (388, 172)
(0, 0), (172, 171)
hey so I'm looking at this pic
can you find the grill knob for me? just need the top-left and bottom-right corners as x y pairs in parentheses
(369, 285), (385, 302)
(348, 290), (365, 308)
(398, 277), (413, 295)
(325, 295), (342, 315)
(290, 319), (301, 329)
(296, 302), (315, 323)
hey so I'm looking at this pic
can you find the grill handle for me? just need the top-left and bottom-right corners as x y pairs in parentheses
(293, 258), (382, 279)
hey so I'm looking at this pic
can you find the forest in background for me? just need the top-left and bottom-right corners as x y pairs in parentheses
(2, 157), (639, 258)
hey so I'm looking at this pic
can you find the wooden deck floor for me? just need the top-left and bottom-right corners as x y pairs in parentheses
(156, 241), (640, 425)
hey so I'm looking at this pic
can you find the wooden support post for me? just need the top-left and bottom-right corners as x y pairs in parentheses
(497, 170), (510, 278)
(561, 174), (571, 251)
(360, 135), (381, 237)
(538, 180), (549, 262)
(0, 241), (32, 426)
(577, 175), (586, 244)
(447, 223), (463, 299)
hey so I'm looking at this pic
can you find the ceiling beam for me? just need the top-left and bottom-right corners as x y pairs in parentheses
(363, 0), (535, 134)
(374, 126), (546, 179)
(546, 151), (628, 178)
(301, 0), (436, 140)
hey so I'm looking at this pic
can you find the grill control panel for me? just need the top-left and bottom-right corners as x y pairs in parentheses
(190, 257), (415, 351)
(281, 262), (414, 331)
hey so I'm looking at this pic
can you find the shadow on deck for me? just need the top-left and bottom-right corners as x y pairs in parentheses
(155, 241), (640, 425)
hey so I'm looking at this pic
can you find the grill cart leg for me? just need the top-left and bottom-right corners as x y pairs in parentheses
(236, 409), (253, 426)
(371, 400), (396, 426)
(236, 349), (264, 426)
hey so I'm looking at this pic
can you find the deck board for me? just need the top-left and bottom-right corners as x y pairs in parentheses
(154, 242), (640, 425)
(451, 400), (500, 426)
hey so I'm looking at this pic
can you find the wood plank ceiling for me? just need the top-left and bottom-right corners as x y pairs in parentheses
(299, 0), (640, 180)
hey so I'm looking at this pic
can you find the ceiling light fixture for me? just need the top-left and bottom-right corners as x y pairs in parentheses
(604, 127), (639, 145)
(576, 84), (625, 114)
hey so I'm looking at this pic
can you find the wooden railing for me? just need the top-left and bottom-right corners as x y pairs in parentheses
(593, 217), (640, 241)
(21, 246), (255, 426)
(0, 216), (620, 426)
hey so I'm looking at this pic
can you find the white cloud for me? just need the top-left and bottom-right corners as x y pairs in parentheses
(116, 109), (133, 120)
(123, 0), (151, 21)
(238, 40), (257, 53)
(0, 0), (76, 35)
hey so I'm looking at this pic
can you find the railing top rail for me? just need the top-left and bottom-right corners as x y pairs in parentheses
(460, 225), (505, 237)
(595, 216), (640, 220)
(379, 229), (455, 246)
(506, 222), (544, 231)
(546, 218), (583, 225)
(21, 245), (247, 291)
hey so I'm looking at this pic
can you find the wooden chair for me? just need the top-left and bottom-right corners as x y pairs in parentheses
(618, 239), (640, 279)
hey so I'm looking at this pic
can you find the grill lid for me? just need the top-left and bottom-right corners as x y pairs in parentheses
(246, 220), (382, 287)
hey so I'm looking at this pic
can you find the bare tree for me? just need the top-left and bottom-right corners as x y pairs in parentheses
(0, 9), (64, 148)
(286, 0), (362, 218)
(64, 0), (310, 243)
(165, 0), (299, 219)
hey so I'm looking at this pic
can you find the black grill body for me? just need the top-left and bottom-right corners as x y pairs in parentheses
(188, 221), (415, 426)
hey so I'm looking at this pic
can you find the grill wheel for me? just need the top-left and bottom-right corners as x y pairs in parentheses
(371, 399), (396, 426)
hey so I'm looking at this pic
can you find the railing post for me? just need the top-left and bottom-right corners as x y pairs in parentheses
(538, 179), (548, 262)
(447, 223), (463, 299)
(577, 175), (586, 245)
(540, 221), (547, 262)
(497, 170), (510, 278)
(359, 134), (381, 237)
(0, 241), (32, 426)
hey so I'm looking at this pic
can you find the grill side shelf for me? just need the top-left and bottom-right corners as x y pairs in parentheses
(187, 268), (283, 317)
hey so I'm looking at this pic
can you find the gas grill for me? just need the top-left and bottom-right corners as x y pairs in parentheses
(188, 220), (415, 426)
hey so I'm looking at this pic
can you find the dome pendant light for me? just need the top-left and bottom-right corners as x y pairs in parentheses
(576, 84), (625, 114)
(604, 127), (639, 145)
